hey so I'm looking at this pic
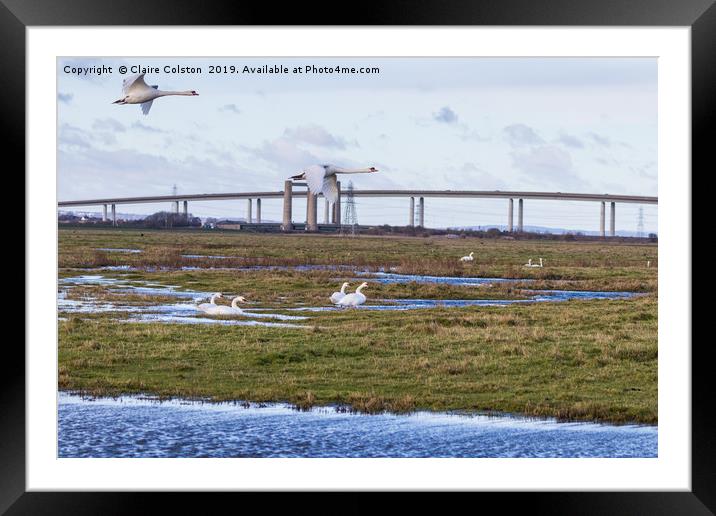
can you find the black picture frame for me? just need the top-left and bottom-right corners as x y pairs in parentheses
(6, 0), (709, 513)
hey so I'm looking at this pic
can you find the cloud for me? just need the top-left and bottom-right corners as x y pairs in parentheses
(557, 133), (584, 149)
(131, 121), (166, 133)
(588, 132), (611, 147)
(58, 124), (91, 149)
(452, 163), (506, 189)
(250, 137), (323, 171)
(58, 92), (73, 104)
(282, 125), (349, 149)
(503, 124), (544, 147)
(510, 145), (587, 190)
(433, 106), (458, 124)
(92, 118), (126, 133)
(220, 104), (241, 114)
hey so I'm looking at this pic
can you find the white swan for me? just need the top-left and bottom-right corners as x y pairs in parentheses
(205, 296), (247, 315)
(197, 293), (222, 312)
(112, 73), (199, 115)
(459, 252), (474, 262)
(330, 282), (350, 304)
(524, 259), (533, 267)
(290, 164), (378, 203)
(336, 282), (368, 307)
(524, 258), (544, 268)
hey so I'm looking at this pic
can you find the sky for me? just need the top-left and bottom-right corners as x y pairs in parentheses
(57, 57), (658, 233)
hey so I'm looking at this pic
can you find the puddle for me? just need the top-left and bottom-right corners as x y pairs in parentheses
(95, 248), (142, 253)
(58, 392), (657, 458)
(358, 271), (523, 286)
(58, 275), (309, 326)
(182, 254), (233, 259)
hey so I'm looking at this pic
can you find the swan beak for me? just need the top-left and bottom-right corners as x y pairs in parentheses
(369, 167), (378, 172)
(191, 91), (199, 96)
(112, 99), (125, 104)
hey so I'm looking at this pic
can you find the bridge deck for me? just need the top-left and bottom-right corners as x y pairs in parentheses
(58, 189), (657, 207)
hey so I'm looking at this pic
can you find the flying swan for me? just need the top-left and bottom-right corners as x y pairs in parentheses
(336, 282), (368, 308)
(205, 296), (247, 315)
(112, 73), (199, 115)
(291, 164), (378, 203)
(197, 293), (223, 312)
(460, 252), (474, 262)
(330, 282), (350, 304)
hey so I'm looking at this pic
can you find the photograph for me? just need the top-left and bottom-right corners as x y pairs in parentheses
(56, 55), (659, 459)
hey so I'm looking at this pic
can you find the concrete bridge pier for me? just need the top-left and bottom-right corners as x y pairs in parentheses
(418, 197), (425, 227)
(333, 181), (342, 226)
(256, 198), (261, 224)
(183, 200), (188, 217)
(247, 198), (252, 223)
(282, 181), (293, 232)
(111, 204), (116, 226)
(173, 201), (179, 214)
(518, 199), (524, 232)
(324, 198), (330, 224)
(508, 198), (514, 232)
(306, 192), (318, 232)
(610, 202), (616, 237)
(409, 197), (415, 227)
(102, 204), (108, 221)
(600, 202), (606, 237)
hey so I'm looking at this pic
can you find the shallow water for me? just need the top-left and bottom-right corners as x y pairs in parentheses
(58, 275), (309, 326)
(58, 393), (657, 458)
(359, 271), (521, 286)
(95, 248), (142, 253)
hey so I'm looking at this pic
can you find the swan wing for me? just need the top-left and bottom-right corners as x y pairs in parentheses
(140, 100), (154, 115)
(122, 73), (150, 94)
(322, 174), (338, 203)
(302, 165), (327, 197)
(330, 291), (344, 304)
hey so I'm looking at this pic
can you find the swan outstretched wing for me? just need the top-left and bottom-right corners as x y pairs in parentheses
(140, 100), (154, 115)
(122, 73), (149, 94)
(321, 175), (338, 203)
(302, 165), (327, 197)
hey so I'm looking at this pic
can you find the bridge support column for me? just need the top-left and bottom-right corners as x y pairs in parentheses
(247, 198), (252, 223)
(610, 202), (616, 237)
(183, 200), (188, 217)
(256, 198), (261, 224)
(324, 198), (330, 224)
(518, 199), (523, 232)
(334, 181), (342, 226)
(102, 204), (108, 221)
(508, 199), (514, 232)
(174, 201), (179, 214)
(282, 181), (293, 232)
(111, 204), (116, 226)
(409, 197), (415, 227)
(600, 202), (606, 237)
(418, 197), (425, 228)
(306, 192), (318, 232)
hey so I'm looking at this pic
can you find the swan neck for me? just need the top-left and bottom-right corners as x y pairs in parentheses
(340, 284), (347, 294)
(156, 90), (194, 97)
(333, 167), (372, 174)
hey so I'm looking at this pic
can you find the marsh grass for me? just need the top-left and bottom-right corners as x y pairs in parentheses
(57, 228), (658, 424)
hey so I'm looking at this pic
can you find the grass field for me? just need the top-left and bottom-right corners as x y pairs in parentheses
(58, 227), (658, 424)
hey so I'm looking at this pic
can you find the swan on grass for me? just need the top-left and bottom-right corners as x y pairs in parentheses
(197, 293), (223, 312)
(290, 164), (378, 203)
(336, 282), (368, 308)
(524, 258), (544, 268)
(330, 282), (350, 304)
(459, 252), (474, 262)
(112, 73), (198, 115)
(205, 296), (247, 315)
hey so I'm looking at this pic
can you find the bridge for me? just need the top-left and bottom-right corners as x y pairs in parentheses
(58, 181), (658, 237)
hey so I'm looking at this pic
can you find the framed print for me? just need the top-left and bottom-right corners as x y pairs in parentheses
(8, 0), (710, 513)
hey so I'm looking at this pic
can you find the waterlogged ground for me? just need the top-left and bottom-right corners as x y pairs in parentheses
(58, 393), (657, 458)
(58, 229), (658, 427)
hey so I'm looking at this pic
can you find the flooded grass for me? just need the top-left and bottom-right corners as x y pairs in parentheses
(57, 228), (658, 424)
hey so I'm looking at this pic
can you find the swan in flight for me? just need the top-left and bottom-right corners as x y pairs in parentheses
(459, 252), (474, 262)
(205, 296), (247, 315)
(197, 293), (222, 312)
(330, 282), (350, 304)
(290, 164), (378, 203)
(112, 73), (199, 115)
(336, 282), (368, 308)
